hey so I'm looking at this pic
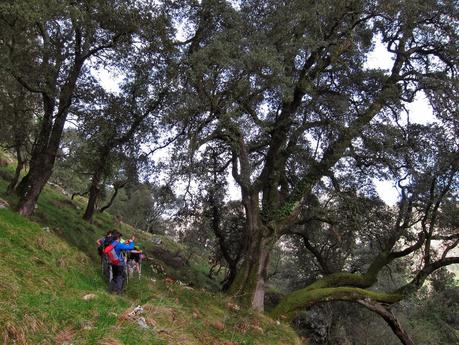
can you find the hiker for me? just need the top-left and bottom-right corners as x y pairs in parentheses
(96, 230), (113, 261)
(105, 231), (135, 294)
(97, 230), (114, 281)
(128, 245), (144, 277)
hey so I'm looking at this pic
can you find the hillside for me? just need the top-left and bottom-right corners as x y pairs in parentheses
(0, 155), (302, 345)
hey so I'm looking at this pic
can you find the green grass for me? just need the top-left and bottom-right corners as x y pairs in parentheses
(0, 153), (301, 345)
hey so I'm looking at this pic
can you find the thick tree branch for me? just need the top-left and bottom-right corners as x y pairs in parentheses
(82, 32), (129, 60)
(274, 45), (409, 229)
(299, 233), (333, 275)
(270, 286), (402, 320)
(357, 299), (415, 345)
(388, 232), (426, 260)
(397, 256), (459, 296)
(99, 180), (127, 213)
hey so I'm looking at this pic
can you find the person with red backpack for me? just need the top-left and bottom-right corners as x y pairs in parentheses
(97, 230), (113, 260)
(104, 230), (135, 294)
(97, 230), (114, 282)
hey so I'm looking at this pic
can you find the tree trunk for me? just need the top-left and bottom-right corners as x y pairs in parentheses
(82, 168), (103, 222)
(16, 151), (54, 216)
(252, 238), (272, 311)
(221, 259), (238, 291)
(82, 146), (110, 221)
(228, 235), (272, 311)
(228, 193), (274, 311)
(270, 285), (402, 320)
(15, 59), (81, 216)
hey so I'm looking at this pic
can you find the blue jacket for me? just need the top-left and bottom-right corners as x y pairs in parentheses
(112, 240), (135, 264)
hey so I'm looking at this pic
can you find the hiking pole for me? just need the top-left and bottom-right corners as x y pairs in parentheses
(122, 251), (128, 288)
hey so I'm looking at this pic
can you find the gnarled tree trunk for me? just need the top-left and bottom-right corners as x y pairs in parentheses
(16, 98), (66, 216)
(82, 169), (103, 222)
(16, 152), (55, 216)
(16, 54), (84, 216)
(228, 192), (275, 311)
(82, 146), (110, 222)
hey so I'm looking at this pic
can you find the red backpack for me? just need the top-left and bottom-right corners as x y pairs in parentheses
(103, 241), (121, 265)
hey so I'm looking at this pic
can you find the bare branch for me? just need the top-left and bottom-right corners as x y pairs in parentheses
(397, 256), (459, 296)
(357, 300), (415, 345)
(389, 232), (426, 260)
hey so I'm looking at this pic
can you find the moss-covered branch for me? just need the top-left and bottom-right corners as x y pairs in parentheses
(271, 256), (459, 321)
(304, 272), (376, 290)
(270, 286), (402, 320)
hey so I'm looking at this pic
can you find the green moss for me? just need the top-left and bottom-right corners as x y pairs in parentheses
(270, 286), (403, 320)
(305, 272), (375, 290)
(227, 252), (264, 309)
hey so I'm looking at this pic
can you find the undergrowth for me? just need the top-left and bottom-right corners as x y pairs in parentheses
(0, 152), (302, 345)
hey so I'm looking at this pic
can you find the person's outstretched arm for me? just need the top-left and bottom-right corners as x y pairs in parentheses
(117, 236), (135, 251)
(116, 241), (135, 250)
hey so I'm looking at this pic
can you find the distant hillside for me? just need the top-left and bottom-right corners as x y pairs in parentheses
(0, 152), (303, 345)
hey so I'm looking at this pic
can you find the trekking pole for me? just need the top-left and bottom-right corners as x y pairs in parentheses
(123, 251), (129, 288)
(137, 261), (142, 280)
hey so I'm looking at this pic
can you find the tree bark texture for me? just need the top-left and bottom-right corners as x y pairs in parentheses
(16, 152), (55, 216)
(16, 95), (61, 214)
(82, 162), (105, 221)
(228, 192), (274, 311)
(16, 119), (66, 216)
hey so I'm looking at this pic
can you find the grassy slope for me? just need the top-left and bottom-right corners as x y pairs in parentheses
(0, 155), (302, 345)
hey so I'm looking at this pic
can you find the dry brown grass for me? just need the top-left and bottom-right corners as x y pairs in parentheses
(2, 322), (28, 345)
(76, 252), (89, 265)
(35, 236), (47, 250)
(57, 256), (67, 268)
(0, 271), (19, 298)
(98, 337), (124, 345)
(145, 317), (157, 327)
(117, 306), (133, 324)
(23, 314), (45, 334)
(54, 327), (76, 345)
(142, 303), (156, 312)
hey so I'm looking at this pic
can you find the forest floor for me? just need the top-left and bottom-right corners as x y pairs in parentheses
(0, 151), (303, 345)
